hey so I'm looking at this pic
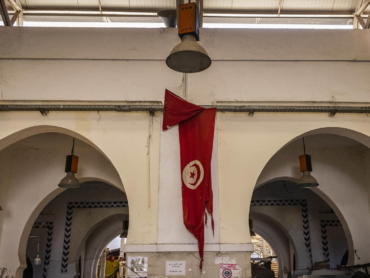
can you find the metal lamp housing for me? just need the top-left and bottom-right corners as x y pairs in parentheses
(58, 153), (80, 189)
(157, 10), (177, 27)
(297, 171), (319, 188)
(166, 34), (211, 73)
(58, 172), (80, 189)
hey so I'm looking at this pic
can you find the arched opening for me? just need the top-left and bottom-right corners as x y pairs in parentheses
(0, 129), (127, 278)
(250, 212), (296, 278)
(79, 214), (128, 278)
(24, 181), (128, 278)
(254, 130), (370, 273)
(251, 232), (279, 278)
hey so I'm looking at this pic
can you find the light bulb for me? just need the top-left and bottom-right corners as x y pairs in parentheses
(34, 254), (42, 266)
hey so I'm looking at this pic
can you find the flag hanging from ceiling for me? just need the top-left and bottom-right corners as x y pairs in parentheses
(162, 89), (216, 270)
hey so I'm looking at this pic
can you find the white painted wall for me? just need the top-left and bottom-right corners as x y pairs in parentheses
(1, 27), (370, 277)
(1, 29), (370, 104)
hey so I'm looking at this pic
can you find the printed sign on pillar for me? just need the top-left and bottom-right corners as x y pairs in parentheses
(162, 90), (216, 270)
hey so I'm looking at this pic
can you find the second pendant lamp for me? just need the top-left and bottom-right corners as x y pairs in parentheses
(297, 137), (319, 188)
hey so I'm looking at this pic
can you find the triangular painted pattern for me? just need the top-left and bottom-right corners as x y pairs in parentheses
(32, 222), (54, 278)
(61, 201), (128, 273)
(320, 220), (342, 260)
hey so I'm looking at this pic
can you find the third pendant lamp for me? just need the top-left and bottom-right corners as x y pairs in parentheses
(297, 137), (319, 188)
(166, 1), (211, 73)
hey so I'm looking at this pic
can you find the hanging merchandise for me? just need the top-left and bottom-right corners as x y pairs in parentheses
(162, 89), (216, 270)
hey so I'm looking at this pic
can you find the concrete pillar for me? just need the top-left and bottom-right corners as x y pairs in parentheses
(124, 126), (253, 277)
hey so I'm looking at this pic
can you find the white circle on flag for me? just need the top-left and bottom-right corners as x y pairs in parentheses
(182, 160), (204, 190)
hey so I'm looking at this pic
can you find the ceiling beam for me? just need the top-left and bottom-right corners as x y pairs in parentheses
(355, 0), (370, 16)
(10, 9), (19, 25)
(366, 14), (370, 28)
(354, 0), (370, 29)
(7, 0), (21, 11)
(0, 0), (11, 26)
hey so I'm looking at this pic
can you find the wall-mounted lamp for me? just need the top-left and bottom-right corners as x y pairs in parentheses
(297, 138), (319, 188)
(58, 138), (80, 189)
(166, 2), (211, 73)
(29, 236), (42, 266)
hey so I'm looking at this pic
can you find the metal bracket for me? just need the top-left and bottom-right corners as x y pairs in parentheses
(329, 109), (337, 117)
(38, 108), (49, 116)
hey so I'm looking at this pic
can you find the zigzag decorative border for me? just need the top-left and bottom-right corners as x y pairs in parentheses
(251, 199), (312, 259)
(32, 222), (54, 278)
(320, 220), (341, 259)
(61, 201), (128, 273)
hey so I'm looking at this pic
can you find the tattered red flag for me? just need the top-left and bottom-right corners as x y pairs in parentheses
(162, 89), (215, 270)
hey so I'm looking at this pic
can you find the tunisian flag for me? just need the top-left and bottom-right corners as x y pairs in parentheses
(162, 90), (216, 269)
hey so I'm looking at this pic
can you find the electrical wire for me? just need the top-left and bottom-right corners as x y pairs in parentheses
(71, 137), (75, 155)
(283, 181), (292, 193)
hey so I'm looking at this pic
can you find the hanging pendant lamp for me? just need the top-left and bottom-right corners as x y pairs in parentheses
(58, 138), (80, 189)
(166, 2), (211, 73)
(297, 138), (319, 188)
(30, 236), (42, 266)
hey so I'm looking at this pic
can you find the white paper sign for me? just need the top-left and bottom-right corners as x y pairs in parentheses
(166, 261), (186, 276)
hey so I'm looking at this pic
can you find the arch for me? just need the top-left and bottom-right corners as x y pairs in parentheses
(250, 212), (297, 278)
(82, 214), (128, 278)
(255, 176), (298, 190)
(0, 127), (126, 278)
(18, 179), (127, 277)
(254, 127), (370, 266)
(257, 127), (370, 187)
(255, 176), (354, 264)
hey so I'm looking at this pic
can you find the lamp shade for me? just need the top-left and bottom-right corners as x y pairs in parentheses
(34, 254), (42, 266)
(166, 34), (211, 73)
(157, 10), (177, 28)
(297, 171), (319, 188)
(58, 172), (80, 188)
